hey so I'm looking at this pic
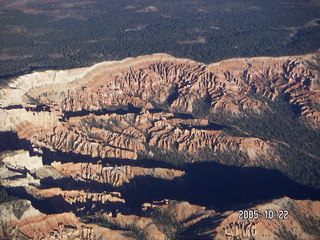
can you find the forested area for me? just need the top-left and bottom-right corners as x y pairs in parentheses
(191, 91), (320, 189)
(1, 0), (320, 80)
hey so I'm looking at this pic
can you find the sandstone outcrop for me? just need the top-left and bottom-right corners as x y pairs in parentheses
(0, 150), (43, 171)
(1, 53), (320, 239)
(52, 162), (184, 187)
(1, 211), (133, 240)
(1, 53), (319, 169)
(1, 197), (319, 240)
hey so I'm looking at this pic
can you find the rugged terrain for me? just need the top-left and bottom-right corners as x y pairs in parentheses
(0, 53), (320, 239)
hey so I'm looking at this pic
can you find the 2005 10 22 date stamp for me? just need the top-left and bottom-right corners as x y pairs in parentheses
(238, 209), (289, 220)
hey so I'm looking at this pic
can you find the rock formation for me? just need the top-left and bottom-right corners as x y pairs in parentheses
(1, 53), (320, 239)
(2, 53), (320, 167)
(51, 162), (184, 187)
(215, 197), (320, 240)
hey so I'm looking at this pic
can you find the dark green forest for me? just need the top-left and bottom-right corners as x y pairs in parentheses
(1, 0), (320, 80)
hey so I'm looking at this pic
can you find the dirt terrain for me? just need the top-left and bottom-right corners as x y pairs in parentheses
(0, 53), (320, 239)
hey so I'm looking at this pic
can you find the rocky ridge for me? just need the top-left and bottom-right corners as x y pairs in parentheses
(1, 53), (319, 165)
(0, 53), (320, 239)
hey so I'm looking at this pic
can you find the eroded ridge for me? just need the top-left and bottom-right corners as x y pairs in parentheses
(3, 53), (319, 166)
(1, 53), (320, 239)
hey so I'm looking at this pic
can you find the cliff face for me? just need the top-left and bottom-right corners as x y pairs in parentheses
(1, 53), (320, 239)
(21, 53), (320, 126)
(52, 161), (184, 187)
(4, 53), (320, 167)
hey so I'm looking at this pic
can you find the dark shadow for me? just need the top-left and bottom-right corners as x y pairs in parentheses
(2, 133), (319, 218)
(39, 150), (320, 214)
(121, 161), (320, 212)
(166, 84), (179, 106)
(41, 147), (177, 169)
(0, 186), (16, 203)
(39, 176), (113, 192)
(183, 214), (225, 240)
(180, 122), (225, 131)
(0, 105), (23, 110)
(6, 186), (68, 214)
(6, 186), (128, 217)
(63, 104), (141, 119)
(0, 131), (33, 152)
(170, 112), (195, 119)
(4, 161), (320, 219)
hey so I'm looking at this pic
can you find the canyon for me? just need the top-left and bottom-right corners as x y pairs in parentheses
(0, 53), (320, 239)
